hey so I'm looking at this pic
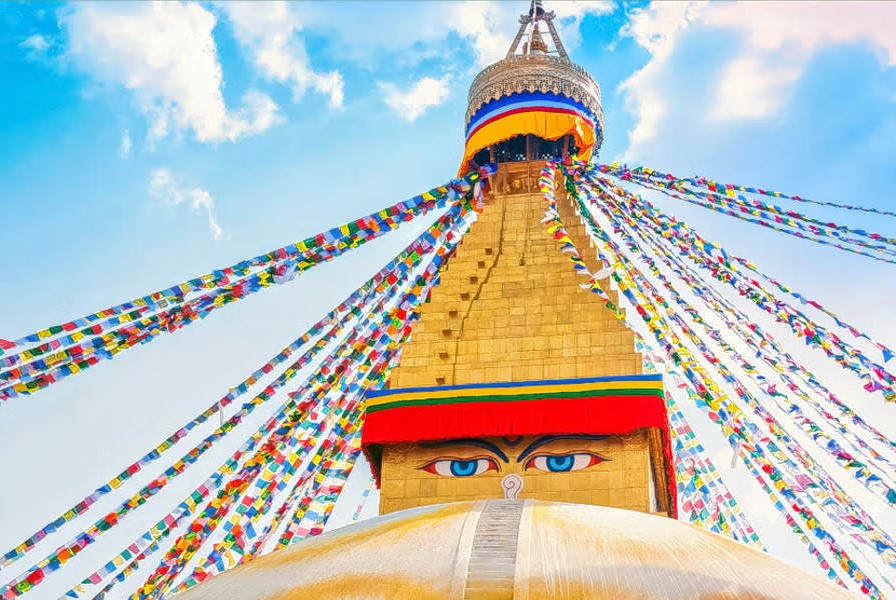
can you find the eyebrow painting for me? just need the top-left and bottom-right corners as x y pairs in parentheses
(421, 434), (611, 464)
(420, 438), (511, 463)
(516, 434), (610, 463)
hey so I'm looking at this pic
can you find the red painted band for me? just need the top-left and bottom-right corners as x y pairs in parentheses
(362, 394), (677, 517)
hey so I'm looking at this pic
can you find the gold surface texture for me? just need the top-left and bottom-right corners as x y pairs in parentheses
(178, 500), (856, 600)
(388, 176), (641, 390)
(379, 433), (654, 515)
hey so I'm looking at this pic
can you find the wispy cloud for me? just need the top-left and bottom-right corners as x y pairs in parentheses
(19, 33), (56, 64)
(619, 0), (896, 160)
(450, 3), (517, 67)
(296, 1), (611, 69)
(703, 2), (896, 121)
(219, 1), (344, 109)
(448, 1), (612, 67)
(61, 2), (281, 145)
(20, 34), (49, 54)
(148, 168), (224, 240)
(616, 1), (701, 161)
(379, 75), (451, 122)
(119, 129), (132, 159)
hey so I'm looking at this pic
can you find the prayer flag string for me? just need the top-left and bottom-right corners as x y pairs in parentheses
(577, 164), (896, 403)
(0, 205), (469, 571)
(135, 192), (476, 599)
(602, 164), (896, 262)
(542, 162), (890, 597)
(582, 175), (896, 496)
(52, 183), (482, 600)
(568, 168), (896, 576)
(624, 166), (896, 219)
(638, 341), (763, 548)
(0, 168), (493, 402)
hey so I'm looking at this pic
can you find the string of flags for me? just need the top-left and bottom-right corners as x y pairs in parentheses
(576, 166), (896, 556)
(0, 168), (493, 402)
(618, 165), (896, 219)
(540, 164), (763, 546)
(601, 164), (896, 264)
(583, 164), (896, 403)
(541, 162), (891, 596)
(553, 162), (894, 598)
(581, 174), (896, 501)
(0, 197), (479, 577)
(141, 187), (477, 600)
(638, 341), (764, 548)
(0, 176), (485, 599)
(3, 157), (894, 600)
(351, 479), (375, 522)
(539, 166), (762, 547)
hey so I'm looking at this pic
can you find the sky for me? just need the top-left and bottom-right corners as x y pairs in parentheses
(1, 0), (896, 597)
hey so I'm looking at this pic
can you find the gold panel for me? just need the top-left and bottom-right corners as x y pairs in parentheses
(379, 432), (655, 515)
(388, 169), (642, 390)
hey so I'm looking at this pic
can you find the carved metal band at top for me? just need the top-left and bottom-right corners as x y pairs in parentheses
(465, 55), (604, 133)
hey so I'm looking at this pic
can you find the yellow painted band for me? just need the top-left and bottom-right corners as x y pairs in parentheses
(460, 111), (596, 169)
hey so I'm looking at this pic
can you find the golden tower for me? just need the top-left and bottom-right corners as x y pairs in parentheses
(362, 0), (674, 518)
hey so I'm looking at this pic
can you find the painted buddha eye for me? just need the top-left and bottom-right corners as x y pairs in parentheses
(525, 453), (606, 472)
(420, 458), (499, 477)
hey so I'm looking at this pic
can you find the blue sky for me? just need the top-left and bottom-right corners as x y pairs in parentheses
(1, 1), (896, 597)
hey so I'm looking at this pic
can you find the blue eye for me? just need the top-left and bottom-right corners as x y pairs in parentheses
(525, 453), (604, 472)
(421, 458), (498, 477)
(545, 455), (574, 472)
(451, 460), (479, 476)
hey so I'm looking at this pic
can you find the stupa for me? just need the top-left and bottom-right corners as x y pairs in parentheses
(365, 0), (671, 519)
(177, 3), (857, 598)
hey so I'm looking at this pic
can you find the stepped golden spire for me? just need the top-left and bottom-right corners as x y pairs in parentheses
(461, 0), (603, 172)
(364, 0), (672, 519)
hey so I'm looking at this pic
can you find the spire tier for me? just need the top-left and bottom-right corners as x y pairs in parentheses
(460, 2), (603, 170)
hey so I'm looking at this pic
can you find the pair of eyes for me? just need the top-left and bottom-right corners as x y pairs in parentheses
(421, 453), (605, 477)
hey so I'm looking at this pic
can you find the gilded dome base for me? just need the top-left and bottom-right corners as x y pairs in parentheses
(178, 500), (856, 600)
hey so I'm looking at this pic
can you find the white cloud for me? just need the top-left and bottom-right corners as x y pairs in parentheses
(380, 75), (452, 122)
(20, 34), (50, 54)
(617, 1), (704, 160)
(703, 2), (896, 122)
(699, 2), (896, 63)
(551, 1), (614, 51)
(219, 2), (344, 109)
(119, 129), (132, 158)
(450, 2), (518, 67)
(553, 1), (614, 21)
(710, 56), (800, 122)
(449, 1), (612, 67)
(295, 1), (610, 69)
(148, 168), (224, 240)
(61, 2), (281, 144)
(232, 90), (282, 136)
(618, 1), (896, 159)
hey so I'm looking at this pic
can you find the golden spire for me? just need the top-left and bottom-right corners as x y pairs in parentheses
(529, 25), (548, 55)
(506, 0), (569, 60)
